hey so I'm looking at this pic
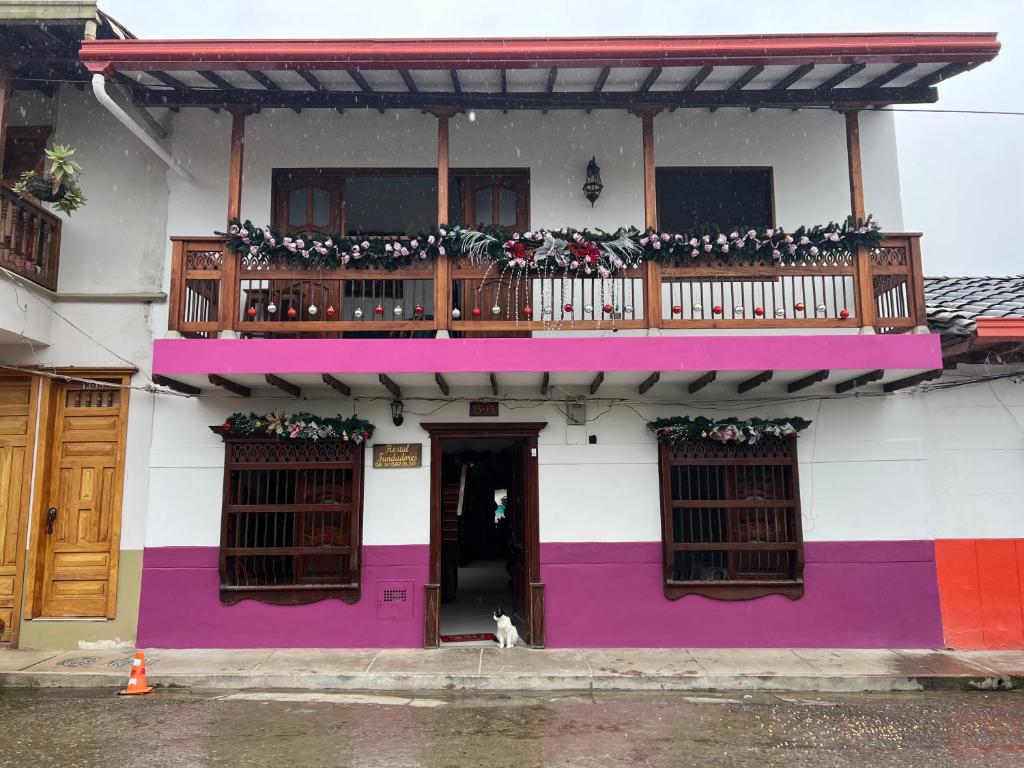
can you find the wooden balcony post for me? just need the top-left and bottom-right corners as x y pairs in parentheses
(432, 108), (457, 333)
(637, 108), (662, 330)
(221, 108), (250, 334)
(845, 110), (876, 331)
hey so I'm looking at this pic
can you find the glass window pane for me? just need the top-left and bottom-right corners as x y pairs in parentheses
(474, 185), (493, 227)
(498, 186), (517, 227)
(287, 187), (308, 228)
(311, 187), (331, 227)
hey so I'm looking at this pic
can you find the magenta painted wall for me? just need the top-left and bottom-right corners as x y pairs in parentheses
(541, 541), (945, 648)
(136, 545), (429, 648)
(139, 540), (944, 649)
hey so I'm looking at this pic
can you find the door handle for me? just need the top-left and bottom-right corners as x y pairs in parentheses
(46, 507), (58, 534)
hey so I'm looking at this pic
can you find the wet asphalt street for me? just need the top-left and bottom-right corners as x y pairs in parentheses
(1, 689), (1022, 767)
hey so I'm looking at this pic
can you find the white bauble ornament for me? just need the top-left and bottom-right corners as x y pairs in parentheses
(692, 303), (703, 313)
(393, 305), (404, 316)
(816, 303), (827, 313)
(734, 305), (744, 314)
(308, 304), (318, 316)
(775, 308), (786, 317)
(492, 305), (502, 315)
(623, 305), (634, 314)
(353, 308), (364, 319)
(584, 304), (594, 314)
(267, 302), (277, 314)
(451, 308), (461, 319)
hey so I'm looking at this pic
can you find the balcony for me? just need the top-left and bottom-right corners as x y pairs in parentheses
(0, 184), (61, 292)
(168, 232), (926, 337)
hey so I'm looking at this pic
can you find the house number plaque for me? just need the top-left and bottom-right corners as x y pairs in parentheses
(372, 443), (422, 468)
(469, 401), (499, 417)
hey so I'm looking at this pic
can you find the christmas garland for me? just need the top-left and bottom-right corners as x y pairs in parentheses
(222, 215), (881, 277)
(221, 411), (375, 442)
(648, 416), (811, 445)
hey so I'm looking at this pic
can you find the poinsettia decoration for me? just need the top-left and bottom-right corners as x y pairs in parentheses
(221, 215), (881, 277)
(220, 411), (375, 442)
(648, 416), (811, 445)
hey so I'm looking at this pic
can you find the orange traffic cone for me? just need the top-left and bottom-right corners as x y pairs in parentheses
(118, 651), (154, 695)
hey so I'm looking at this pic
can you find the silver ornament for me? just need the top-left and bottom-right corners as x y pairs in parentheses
(353, 308), (363, 319)
(266, 302), (277, 314)
(584, 304), (594, 314)
(692, 303), (703, 313)
(734, 305), (744, 314)
(393, 305), (404, 316)
(308, 304), (318, 316)
(492, 305), (502, 315)
(775, 308), (786, 317)
(816, 303), (827, 313)
(451, 308), (461, 319)
(623, 305), (634, 314)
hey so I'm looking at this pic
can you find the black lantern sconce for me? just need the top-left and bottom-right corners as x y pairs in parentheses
(582, 156), (603, 206)
(390, 399), (405, 427)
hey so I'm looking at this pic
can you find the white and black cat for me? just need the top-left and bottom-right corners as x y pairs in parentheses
(493, 608), (520, 649)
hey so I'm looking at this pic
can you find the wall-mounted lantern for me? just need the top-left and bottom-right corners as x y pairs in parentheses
(582, 156), (603, 206)
(391, 399), (405, 427)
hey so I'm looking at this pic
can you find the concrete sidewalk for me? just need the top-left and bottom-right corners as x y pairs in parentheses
(1, 647), (1022, 693)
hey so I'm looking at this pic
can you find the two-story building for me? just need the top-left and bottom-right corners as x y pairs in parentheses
(6, 26), (1022, 651)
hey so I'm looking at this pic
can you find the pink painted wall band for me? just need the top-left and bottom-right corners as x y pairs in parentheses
(154, 334), (941, 376)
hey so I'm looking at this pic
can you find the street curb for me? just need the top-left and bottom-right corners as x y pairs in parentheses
(2, 671), (1020, 693)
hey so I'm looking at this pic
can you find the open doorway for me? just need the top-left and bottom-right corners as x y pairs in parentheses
(423, 423), (545, 648)
(438, 438), (519, 644)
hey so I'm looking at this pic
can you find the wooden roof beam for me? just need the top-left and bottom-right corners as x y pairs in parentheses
(208, 374), (250, 397)
(638, 371), (661, 395)
(347, 67), (373, 93)
(489, 373), (499, 396)
(750, 63), (815, 112)
(592, 66), (611, 92)
(688, 370), (717, 394)
(835, 369), (884, 393)
(540, 372), (550, 397)
(379, 374), (401, 399)
(911, 61), (977, 88)
(295, 68), (328, 92)
(638, 66), (662, 93)
(197, 70), (233, 90)
(146, 70), (188, 90)
(815, 63), (866, 93)
(589, 371), (604, 395)
(710, 64), (764, 112)
(399, 69), (418, 93)
(450, 69), (461, 94)
(882, 369), (942, 393)
(152, 374), (200, 396)
(670, 64), (713, 112)
(435, 373), (450, 396)
(322, 374), (351, 396)
(265, 374), (301, 398)
(737, 370), (773, 393)
(863, 62), (917, 89)
(787, 370), (830, 393)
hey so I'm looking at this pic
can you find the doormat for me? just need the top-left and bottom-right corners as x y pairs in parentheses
(440, 633), (497, 643)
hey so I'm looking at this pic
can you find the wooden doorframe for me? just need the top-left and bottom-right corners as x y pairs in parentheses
(22, 370), (132, 620)
(421, 422), (546, 648)
(0, 373), (40, 646)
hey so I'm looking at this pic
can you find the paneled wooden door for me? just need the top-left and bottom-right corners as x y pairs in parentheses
(34, 378), (129, 618)
(0, 375), (38, 644)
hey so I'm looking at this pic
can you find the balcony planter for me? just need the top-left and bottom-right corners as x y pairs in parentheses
(12, 145), (87, 215)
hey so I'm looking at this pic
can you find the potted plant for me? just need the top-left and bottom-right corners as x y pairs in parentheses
(12, 144), (87, 215)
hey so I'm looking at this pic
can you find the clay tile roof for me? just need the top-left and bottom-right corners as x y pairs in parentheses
(925, 275), (1024, 336)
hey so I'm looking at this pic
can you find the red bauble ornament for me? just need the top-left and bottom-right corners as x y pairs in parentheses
(795, 302), (805, 312)
(326, 305), (336, 318)
(287, 307), (298, 319)
(472, 306), (481, 317)
(672, 305), (682, 315)
(374, 305), (384, 316)
(713, 305), (723, 315)
(602, 303), (614, 314)
(522, 306), (532, 316)
(246, 306), (257, 318)
(414, 305), (425, 315)
(564, 303), (574, 313)
(363, 431), (370, 439)
(754, 307), (765, 316)
(222, 422), (232, 432)
(840, 309), (850, 319)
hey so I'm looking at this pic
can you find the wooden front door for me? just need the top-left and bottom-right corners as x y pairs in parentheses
(36, 380), (128, 618)
(0, 376), (37, 643)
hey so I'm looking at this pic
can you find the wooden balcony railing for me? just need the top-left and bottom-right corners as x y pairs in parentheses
(0, 185), (62, 291)
(168, 233), (925, 338)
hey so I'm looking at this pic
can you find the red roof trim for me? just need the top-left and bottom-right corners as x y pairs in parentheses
(80, 32), (1000, 74)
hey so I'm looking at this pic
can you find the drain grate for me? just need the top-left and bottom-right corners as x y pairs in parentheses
(56, 656), (98, 667)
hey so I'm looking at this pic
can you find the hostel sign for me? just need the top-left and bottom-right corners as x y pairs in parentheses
(372, 443), (422, 469)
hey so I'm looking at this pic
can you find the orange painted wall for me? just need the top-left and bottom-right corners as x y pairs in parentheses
(935, 539), (1024, 649)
